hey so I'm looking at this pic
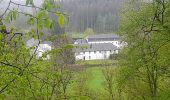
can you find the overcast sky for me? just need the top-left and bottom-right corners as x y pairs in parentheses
(0, 0), (43, 15)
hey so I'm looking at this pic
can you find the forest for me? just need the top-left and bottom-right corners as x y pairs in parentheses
(56, 0), (124, 33)
(0, 0), (170, 100)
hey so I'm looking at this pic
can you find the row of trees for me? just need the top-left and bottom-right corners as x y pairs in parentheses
(56, 0), (124, 33)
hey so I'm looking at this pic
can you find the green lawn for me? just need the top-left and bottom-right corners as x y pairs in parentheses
(69, 60), (117, 96)
(76, 60), (117, 67)
(75, 60), (117, 91)
(86, 67), (105, 91)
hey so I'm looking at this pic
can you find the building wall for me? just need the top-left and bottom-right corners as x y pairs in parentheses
(74, 38), (121, 61)
(75, 50), (118, 61)
(88, 40), (120, 47)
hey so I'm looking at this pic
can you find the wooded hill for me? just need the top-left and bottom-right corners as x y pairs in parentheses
(56, 0), (124, 33)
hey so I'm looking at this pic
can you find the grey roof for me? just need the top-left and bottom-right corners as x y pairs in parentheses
(75, 39), (88, 44)
(73, 43), (118, 52)
(87, 34), (120, 39)
(87, 34), (120, 42)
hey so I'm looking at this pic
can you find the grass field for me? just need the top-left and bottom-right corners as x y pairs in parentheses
(68, 59), (117, 98)
(86, 67), (105, 91)
(76, 60), (117, 67)
(75, 60), (117, 91)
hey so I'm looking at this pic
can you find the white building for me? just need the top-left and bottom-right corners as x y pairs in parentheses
(27, 39), (52, 59)
(36, 43), (52, 59)
(86, 34), (121, 47)
(73, 34), (122, 61)
(26, 34), (124, 61)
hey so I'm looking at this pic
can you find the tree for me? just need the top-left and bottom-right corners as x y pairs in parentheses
(116, 0), (170, 99)
(47, 34), (74, 99)
(73, 70), (92, 99)
(84, 28), (95, 36)
(102, 67), (115, 100)
(0, 0), (66, 99)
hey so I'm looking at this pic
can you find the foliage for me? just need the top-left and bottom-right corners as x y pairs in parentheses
(116, 0), (170, 99)
(102, 67), (115, 100)
(1, 0), (170, 99)
(0, 0), (68, 99)
(84, 28), (95, 36)
(109, 54), (119, 60)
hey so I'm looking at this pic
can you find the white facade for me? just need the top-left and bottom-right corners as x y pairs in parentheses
(74, 34), (121, 61)
(87, 40), (120, 48)
(75, 50), (119, 60)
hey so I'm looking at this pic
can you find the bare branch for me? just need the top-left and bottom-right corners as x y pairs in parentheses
(0, 61), (21, 70)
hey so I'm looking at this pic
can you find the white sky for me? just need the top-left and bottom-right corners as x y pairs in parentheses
(0, 0), (43, 15)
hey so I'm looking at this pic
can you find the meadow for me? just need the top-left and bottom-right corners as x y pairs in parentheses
(74, 60), (117, 91)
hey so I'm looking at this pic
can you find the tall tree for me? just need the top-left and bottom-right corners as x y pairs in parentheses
(117, 0), (170, 99)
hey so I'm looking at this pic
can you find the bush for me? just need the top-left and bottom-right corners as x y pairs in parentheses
(109, 54), (119, 60)
(84, 28), (94, 36)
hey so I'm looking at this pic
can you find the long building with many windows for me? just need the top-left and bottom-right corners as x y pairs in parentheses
(73, 34), (123, 60)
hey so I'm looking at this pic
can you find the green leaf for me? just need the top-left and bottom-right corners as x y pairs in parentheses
(45, 19), (52, 28)
(27, 17), (35, 25)
(57, 14), (65, 28)
(0, 33), (3, 40)
(63, 44), (74, 49)
(32, 34), (37, 40)
(5, 11), (13, 22)
(12, 10), (17, 20)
